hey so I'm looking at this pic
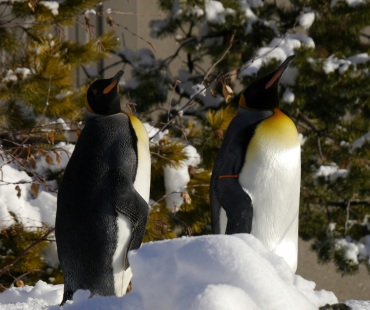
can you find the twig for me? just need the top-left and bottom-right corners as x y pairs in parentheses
(150, 184), (209, 207)
(344, 200), (351, 236)
(202, 31), (236, 85)
(150, 151), (177, 166)
(2, 149), (54, 192)
(317, 137), (324, 162)
(167, 80), (181, 122)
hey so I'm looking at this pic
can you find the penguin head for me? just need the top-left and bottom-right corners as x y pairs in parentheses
(239, 55), (295, 110)
(86, 70), (124, 115)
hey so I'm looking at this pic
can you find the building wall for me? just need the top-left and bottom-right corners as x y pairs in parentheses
(74, 0), (178, 84)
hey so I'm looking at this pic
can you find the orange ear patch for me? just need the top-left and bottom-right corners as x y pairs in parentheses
(239, 94), (248, 109)
(85, 101), (94, 112)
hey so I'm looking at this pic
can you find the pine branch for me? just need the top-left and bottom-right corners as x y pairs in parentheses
(0, 228), (54, 278)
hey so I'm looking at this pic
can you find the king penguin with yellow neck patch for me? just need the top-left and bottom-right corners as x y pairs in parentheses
(210, 55), (300, 272)
(56, 70), (151, 304)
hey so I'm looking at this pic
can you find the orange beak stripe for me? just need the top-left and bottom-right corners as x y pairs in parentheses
(103, 79), (119, 95)
(265, 68), (284, 90)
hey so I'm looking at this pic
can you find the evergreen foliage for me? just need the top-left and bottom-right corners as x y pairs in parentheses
(0, 0), (369, 290)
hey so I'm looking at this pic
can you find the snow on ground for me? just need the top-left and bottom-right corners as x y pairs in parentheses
(1, 234), (340, 310)
(1, 235), (369, 309)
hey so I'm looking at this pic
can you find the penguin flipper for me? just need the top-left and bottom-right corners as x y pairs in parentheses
(115, 189), (149, 267)
(214, 178), (253, 234)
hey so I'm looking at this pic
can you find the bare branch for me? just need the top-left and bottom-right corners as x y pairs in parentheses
(202, 31), (236, 85)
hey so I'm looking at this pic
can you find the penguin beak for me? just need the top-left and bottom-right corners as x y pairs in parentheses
(103, 70), (125, 95)
(265, 55), (295, 90)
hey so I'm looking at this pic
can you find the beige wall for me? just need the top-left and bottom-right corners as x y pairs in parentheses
(72, 1), (181, 85)
(84, 1), (177, 82)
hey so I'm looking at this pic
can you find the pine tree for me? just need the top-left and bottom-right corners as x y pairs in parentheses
(0, 0), (118, 289)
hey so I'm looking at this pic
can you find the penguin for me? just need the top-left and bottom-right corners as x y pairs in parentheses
(210, 55), (300, 272)
(55, 70), (151, 305)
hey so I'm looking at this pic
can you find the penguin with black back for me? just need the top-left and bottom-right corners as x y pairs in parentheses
(210, 55), (301, 272)
(56, 70), (151, 305)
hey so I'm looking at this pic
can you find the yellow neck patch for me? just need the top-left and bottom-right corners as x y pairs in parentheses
(255, 109), (299, 148)
(121, 111), (149, 148)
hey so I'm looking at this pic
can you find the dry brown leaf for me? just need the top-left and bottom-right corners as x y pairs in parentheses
(76, 128), (81, 138)
(47, 131), (55, 145)
(222, 82), (234, 104)
(28, 0), (37, 12)
(54, 150), (61, 164)
(45, 154), (53, 165)
(27, 154), (36, 169)
(37, 149), (45, 157)
(31, 182), (40, 198)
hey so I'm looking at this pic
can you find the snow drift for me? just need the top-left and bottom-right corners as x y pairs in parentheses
(0, 234), (339, 310)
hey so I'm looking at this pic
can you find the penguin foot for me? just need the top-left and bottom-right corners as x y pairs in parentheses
(126, 281), (132, 293)
(319, 303), (351, 310)
(59, 290), (74, 306)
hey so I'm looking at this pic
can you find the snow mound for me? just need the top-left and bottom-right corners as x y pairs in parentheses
(64, 235), (336, 310)
(0, 281), (63, 309)
(0, 234), (339, 310)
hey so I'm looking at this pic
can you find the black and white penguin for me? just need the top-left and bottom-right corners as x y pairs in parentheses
(210, 55), (301, 272)
(55, 70), (151, 304)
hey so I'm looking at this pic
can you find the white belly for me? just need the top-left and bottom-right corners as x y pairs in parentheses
(112, 214), (132, 296)
(239, 140), (301, 272)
